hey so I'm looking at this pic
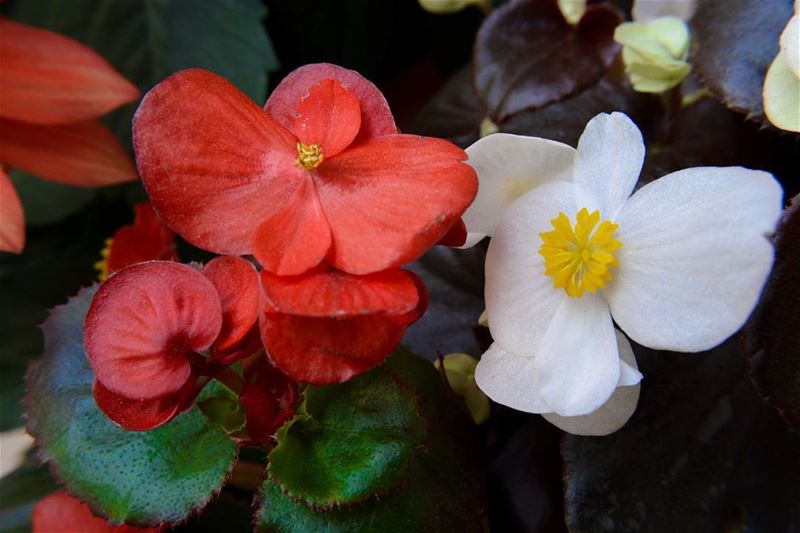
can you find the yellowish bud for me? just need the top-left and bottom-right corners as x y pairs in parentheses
(418, 0), (485, 15)
(558, 0), (585, 25)
(479, 117), (499, 138)
(435, 353), (490, 424)
(614, 17), (691, 93)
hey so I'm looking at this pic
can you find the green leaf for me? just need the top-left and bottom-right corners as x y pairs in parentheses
(25, 286), (238, 527)
(10, 171), (96, 227)
(198, 382), (247, 435)
(0, 452), (58, 533)
(256, 349), (485, 532)
(474, 0), (622, 121)
(268, 367), (426, 507)
(12, 0), (278, 147)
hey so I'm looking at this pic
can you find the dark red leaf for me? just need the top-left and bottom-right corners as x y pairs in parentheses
(474, 0), (622, 122)
(745, 199), (800, 430)
(691, 0), (794, 123)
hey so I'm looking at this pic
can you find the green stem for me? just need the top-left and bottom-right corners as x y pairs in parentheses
(213, 366), (245, 395)
(229, 461), (265, 491)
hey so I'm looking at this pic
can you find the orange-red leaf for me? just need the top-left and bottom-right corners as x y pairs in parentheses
(0, 18), (139, 125)
(0, 168), (25, 253)
(0, 118), (137, 186)
(32, 491), (159, 533)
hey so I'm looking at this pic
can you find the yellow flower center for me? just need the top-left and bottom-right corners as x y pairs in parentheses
(295, 142), (324, 170)
(539, 208), (621, 298)
(94, 237), (113, 282)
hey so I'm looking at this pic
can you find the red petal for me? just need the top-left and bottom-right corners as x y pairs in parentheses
(0, 19), (139, 125)
(387, 270), (429, 326)
(201, 256), (260, 354)
(260, 312), (407, 384)
(314, 134), (478, 274)
(260, 267), (419, 318)
(265, 63), (397, 145)
(85, 262), (222, 400)
(133, 69), (304, 257)
(0, 118), (137, 186)
(436, 217), (467, 247)
(240, 360), (298, 445)
(93, 377), (196, 432)
(293, 79), (361, 158)
(0, 168), (25, 253)
(251, 177), (331, 276)
(212, 325), (262, 365)
(32, 492), (159, 533)
(106, 203), (176, 275)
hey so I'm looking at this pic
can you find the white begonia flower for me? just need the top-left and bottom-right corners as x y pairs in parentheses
(468, 112), (782, 432)
(764, 0), (800, 132)
(460, 133), (575, 247)
(632, 0), (697, 23)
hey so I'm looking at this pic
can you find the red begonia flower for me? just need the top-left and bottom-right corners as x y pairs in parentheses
(264, 62), (397, 144)
(99, 202), (177, 279)
(437, 217), (468, 247)
(133, 64), (477, 277)
(92, 377), (197, 432)
(85, 262), (222, 401)
(0, 18), (139, 125)
(240, 360), (298, 446)
(0, 118), (137, 187)
(32, 492), (159, 533)
(0, 167), (24, 253)
(201, 256), (261, 359)
(259, 268), (427, 384)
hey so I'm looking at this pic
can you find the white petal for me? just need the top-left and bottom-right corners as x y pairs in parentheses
(764, 51), (800, 133)
(542, 386), (640, 435)
(608, 167), (783, 352)
(615, 329), (642, 385)
(618, 357), (643, 387)
(474, 342), (551, 413)
(780, 14), (799, 78)
(573, 112), (645, 220)
(632, 0), (697, 22)
(460, 133), (575, 248)
(484, 181), (576, 357)
(462, 231), (488, 248)
(532, 292), (619, 416)
(542, 330), (640, 435)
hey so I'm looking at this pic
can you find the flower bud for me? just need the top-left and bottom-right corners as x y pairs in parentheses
(436, 353), (490, 424)
(614, 17), (691, 93)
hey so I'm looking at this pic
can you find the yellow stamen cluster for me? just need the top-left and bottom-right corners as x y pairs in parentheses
(296, 142), (324, 170)
(539, 208), (621, 298)
(94, 237), (113, 281)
